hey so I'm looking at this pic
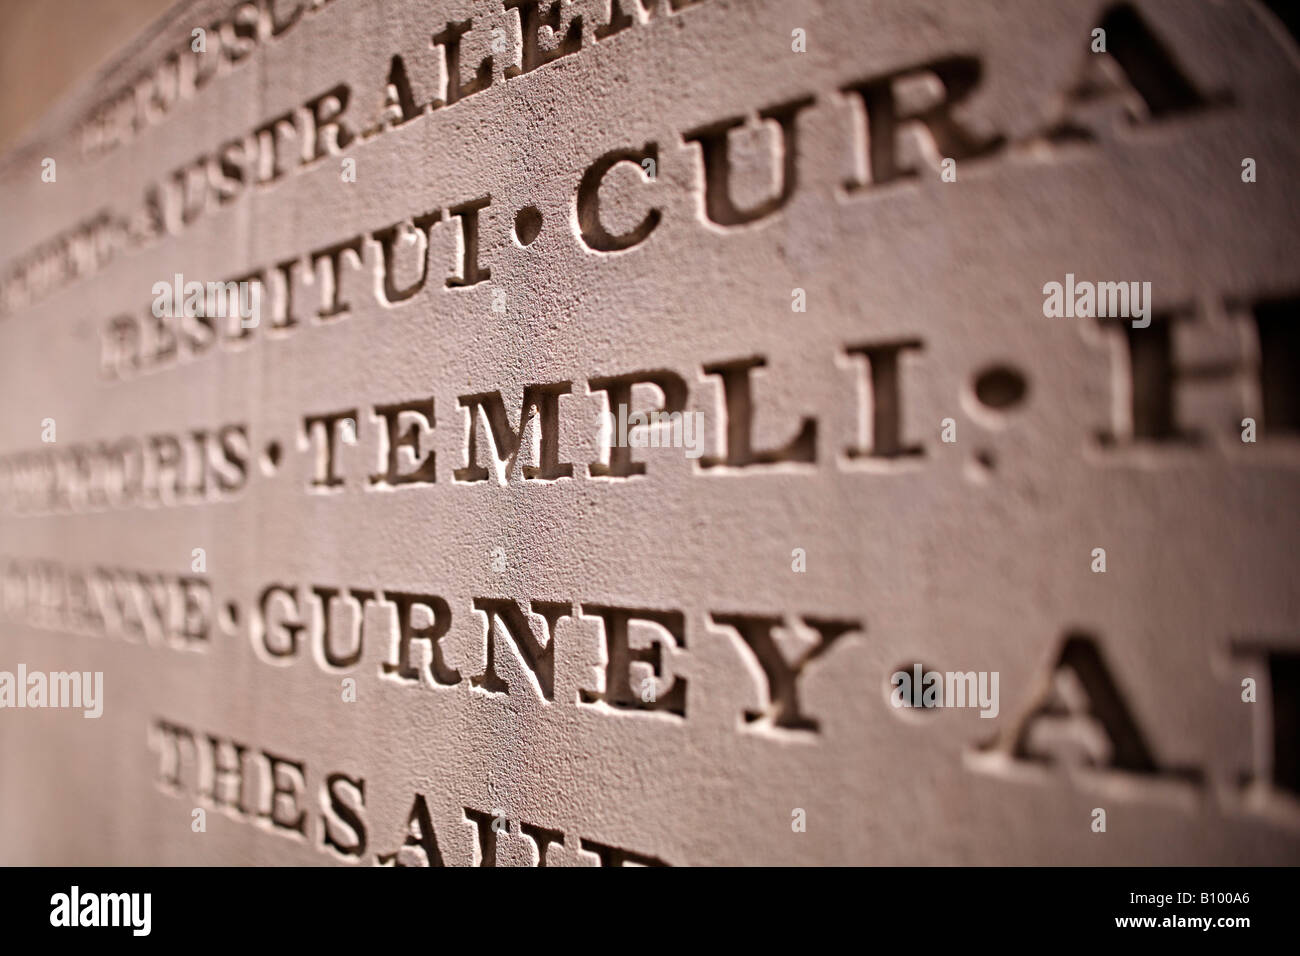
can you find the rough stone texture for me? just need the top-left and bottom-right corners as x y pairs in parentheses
(0, 0), (1298, 865)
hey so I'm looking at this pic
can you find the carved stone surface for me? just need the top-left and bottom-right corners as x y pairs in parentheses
(0, 0), (1298, 865)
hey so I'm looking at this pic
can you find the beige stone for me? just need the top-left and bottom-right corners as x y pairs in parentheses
(0, 0), (1298, 865)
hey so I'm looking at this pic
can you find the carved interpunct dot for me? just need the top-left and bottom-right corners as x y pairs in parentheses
(514, 205), (543, 246)
(973, 365), (1028, 410)
(962, 449), (996, 485)
(886, 662), (942, 717)
(262, 440), (282, 474)
(223, 602), (240, 630)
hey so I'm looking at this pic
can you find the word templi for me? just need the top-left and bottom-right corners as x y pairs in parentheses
(0, 341), (929, 516)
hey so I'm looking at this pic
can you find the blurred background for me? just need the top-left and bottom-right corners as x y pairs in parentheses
(0, 0), (171, 153)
